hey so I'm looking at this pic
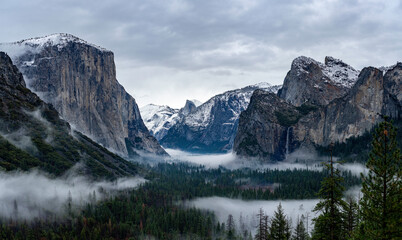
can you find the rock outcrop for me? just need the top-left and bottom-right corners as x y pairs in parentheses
(278, 56), (359, 107)
(0, 33), (166, 157)
(160, 83), (281, 153)
(0, 52), (138, 178)
(233, 90), (302, 159)
(234, 57), (401, 161)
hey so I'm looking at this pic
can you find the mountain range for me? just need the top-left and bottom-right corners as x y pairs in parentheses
(0, 33), (400, 166)
(140, 99), (202, 141)
(157, 83), (281, 153)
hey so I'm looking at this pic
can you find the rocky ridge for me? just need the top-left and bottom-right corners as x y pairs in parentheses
(278, 56), (359, 107)
(160, 83), (282, 153)
(140, 99), (201, 141)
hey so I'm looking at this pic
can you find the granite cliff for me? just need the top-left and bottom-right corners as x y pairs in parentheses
(0, 52), (138, 178)
(278, 56), (359, 107)
(0, 34), (166, 157)
(234, 57), (401, 160)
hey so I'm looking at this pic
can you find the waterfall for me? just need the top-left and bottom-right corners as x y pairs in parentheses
(285, 127), (290, 159)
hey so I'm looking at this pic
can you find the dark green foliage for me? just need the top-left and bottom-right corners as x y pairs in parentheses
(269, 203), (292, 240)
(296, 103), (318, 116)
(341, 197), (359, 240)
(359, 119), (401, 240)
(0, 186), (215, 239)
(275, 110), (302, 127)
(316, 119), (402, 163)
(0, 136), (42, 171)
(292, 215), (309, 240)
(274, 103), (317, 127)
(312, 157), (346, 240)
(144, 163), (360, 201)
(316, 130), (372, 163)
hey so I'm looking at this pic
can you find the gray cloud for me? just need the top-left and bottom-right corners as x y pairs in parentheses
(1, 0), (401, 107)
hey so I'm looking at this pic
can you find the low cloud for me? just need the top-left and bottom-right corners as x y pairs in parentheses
(0, 166), (146, 221)
(0, 128), (37, 153)
(186, 197), (319, 235)
(164, 148), (367, 176)
(165, 148), (237, 168)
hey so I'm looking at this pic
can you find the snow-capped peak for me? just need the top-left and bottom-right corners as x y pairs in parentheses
(291, 56), (319, 70)
(5, 33), (110, 52)
(249, 82), (282, 94)
(322, 56), (359, 88)
(291, 56), (359, 88)
(140, 104), (180, 141)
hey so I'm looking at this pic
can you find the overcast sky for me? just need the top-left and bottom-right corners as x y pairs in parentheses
(1, 0), (401, 108)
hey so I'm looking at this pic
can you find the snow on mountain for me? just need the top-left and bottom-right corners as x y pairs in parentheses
(323, 56), (359, 88)
(160, 83), (282, 153)
(140, 104), (181, 141)
(190, 99), (203, 107)
(292, 56), (359, 88)
(0, 33), (167, 156)
(140, 99), (203, 141)
(0, 33), (110, 58)
(378, 63), (401, 75)
(183, 83), (280, 128)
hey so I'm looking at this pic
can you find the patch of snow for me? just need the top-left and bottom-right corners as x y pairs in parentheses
(292, 56), (359, 88)
(183, 82), (280, 128)
(22, 59), (35, 67)
(140, 104), (180, 140)
(322, 56), (359, 88)
(378, 64), (397, 75)
(189, 99), (203, 107)
(0, 33), (110, 58)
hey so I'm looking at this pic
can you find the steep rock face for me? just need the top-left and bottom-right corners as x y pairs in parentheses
(382, 63), (402, 119)
(278, 56), (359, 106)
(0, 52), (138, 178)
(0, 34), (166, 156)
(235, 62), (401, 161)
(293, 67), (384, 147)
(233, 90), (301, 159)
(179, 100), (198, 116)
(161, 83), (281, 153)
(140, 100), (201, 141)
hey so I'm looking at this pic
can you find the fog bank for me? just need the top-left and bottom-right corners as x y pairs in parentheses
(0, 168), (146, 221)
(186, 197), (319, 235)
(164, 148), (367, 176)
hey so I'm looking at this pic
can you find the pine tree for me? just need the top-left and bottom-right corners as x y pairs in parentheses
(270, 203), (291, 240)
(227, 214), (236, 240)
(255, 208), (268, 240)
(312, 143), (346, 240)
(341, 196), (358, 239)
(292, 215), (309, 240)
(359, 118), (401, 240)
